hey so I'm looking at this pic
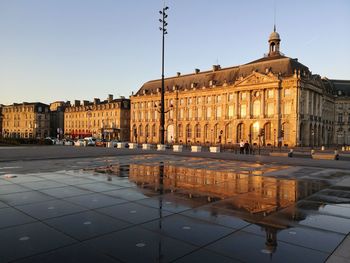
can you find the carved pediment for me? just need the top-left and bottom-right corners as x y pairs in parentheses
(235, 72), (278, 87)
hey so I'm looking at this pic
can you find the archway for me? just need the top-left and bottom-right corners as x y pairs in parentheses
(167, 124), (174, 143)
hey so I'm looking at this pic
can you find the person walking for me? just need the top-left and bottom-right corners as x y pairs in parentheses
(239, 140), (245, 154)
(244, 140), (250, 154)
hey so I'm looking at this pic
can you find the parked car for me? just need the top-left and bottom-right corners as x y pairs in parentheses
(95, 139), (107, 147)
(84, 137), (96, 146)
(62, 139), (74, 146)
(74, 139), (85, 147)
(45, 137), (57, 145)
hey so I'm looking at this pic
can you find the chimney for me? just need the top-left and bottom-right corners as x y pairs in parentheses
(108, 94), (113, 103)
(74, 100), (80, 107)
(212, 65), (221, 71)
(93, 98), (100, 105)
(177, 72), (181, 77)
(195, 68), (200, 74)
(83, 100), (89, 106)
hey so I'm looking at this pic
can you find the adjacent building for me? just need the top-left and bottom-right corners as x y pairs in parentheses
(131, 28), (350, 147)
(0, 105), (3, 137)
(332, 79), (350, 145)
(1, 102), (51, 139)
(64, 95), (130, 141)
(50, 101), (70, 139)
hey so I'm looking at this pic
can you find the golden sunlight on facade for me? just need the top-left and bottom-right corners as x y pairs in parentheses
(1, 103), (50, 139)
(130, 29), (350, 147)
(64, 95), (130, 140)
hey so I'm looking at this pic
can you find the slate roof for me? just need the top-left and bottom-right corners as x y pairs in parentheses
(135, 55), (310, 96)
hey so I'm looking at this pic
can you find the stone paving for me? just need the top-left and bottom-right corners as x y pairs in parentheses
(0, 147), (350, 262)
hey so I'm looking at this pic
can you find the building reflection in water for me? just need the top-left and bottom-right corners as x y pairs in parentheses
(101, 162), (327, 256)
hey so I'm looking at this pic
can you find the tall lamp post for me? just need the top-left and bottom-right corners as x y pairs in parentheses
(159, 6), (169, 144)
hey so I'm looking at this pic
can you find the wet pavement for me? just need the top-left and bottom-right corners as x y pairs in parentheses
(0, 154), (350, 262)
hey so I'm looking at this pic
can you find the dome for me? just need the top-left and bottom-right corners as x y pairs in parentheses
(269, 31), (280, 41)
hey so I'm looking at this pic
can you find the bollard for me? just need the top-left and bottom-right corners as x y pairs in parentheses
(288, 149), (293, 157)
(321, 146), (325, 151)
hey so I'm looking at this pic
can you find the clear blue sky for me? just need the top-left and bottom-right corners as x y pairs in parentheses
(1, 0), (349, 105)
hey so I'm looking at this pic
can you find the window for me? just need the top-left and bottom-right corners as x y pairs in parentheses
(178, 124), (183, 137)
(206, 96), (211, 104)
(338, 113), (343, 123)
(240, 104), (247, 118)
(241, 92), (247, 100)
(228, 105), (234, 118)
(284, 88), (291, 97)
(267, 103), (274, 117)
(216, 106), (222, 119)
(197, 97), (202, 104)
(216, 95), (221, 103)
(204, 124), (209, 140)
(284, 101), (291, 115)
(267, 89), (274, 98)
(197, 107), (202, 119)
(186, 125), (192, 139)
(195, 124), (201, 138)
(179, 109), (184, 120)
(252, 122), (260, 140)
(253, 100), (260, 117)
(206, 107), (211, 119)
(228, 93), (234, 102)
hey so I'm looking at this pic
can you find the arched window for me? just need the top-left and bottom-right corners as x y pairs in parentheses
(145, 124), (149, 138)
(237, 123), (244, 142)
(282, 122), (290, 141)
(264, 122), (272, 140)
(204, 124), (209, 141)
(252, 122), (260, 140)
(139, 124), (143, 137)
(186, 124), (192, 140)
(195, 124), (201, 138)
(152, 124), (156, 137)
(178, 124), (183, 138)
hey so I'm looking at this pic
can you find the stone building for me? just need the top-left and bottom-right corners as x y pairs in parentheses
(331, 79), (350, 145)
(50, 101), (70, 139)
(64, 95), (130, 141)
(131, 28), (350, 147)
(0, 105), (3, 137)
(1, 102), (50, 139)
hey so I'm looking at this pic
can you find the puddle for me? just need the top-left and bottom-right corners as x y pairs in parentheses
(18, 155), (349, 258)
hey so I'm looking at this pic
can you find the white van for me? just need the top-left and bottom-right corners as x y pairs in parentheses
(84, 137), (96, 146)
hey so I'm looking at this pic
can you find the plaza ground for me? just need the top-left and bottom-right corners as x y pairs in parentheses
(0, 146), (349, 262)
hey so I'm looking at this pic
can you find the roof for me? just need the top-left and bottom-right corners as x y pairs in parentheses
(330, 79), (350, 97)
(135, 55), (310, 96)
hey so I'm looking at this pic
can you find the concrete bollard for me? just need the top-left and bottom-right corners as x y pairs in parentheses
(191, 146), (202, 152)
(142, 144), (152, 150)
(173, 145), (183, 152)
(209, 146), (220, 153)
(157, 144), (166, 151)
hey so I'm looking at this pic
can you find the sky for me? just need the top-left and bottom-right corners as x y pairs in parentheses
(0, 0), (349, 105)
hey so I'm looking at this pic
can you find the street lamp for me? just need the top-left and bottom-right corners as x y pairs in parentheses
(159, 6), (169, 145)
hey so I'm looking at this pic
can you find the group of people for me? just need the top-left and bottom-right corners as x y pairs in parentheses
(239, 140), (251, 154)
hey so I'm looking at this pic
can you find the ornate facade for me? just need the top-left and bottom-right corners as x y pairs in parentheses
(1, 102), (50, 139)
(64, 95), (130, 140)
(131, 29), (350, 147)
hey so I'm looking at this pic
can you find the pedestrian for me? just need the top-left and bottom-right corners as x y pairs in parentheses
(239, 140), (245, 154)
(244, 140), (250, 154)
